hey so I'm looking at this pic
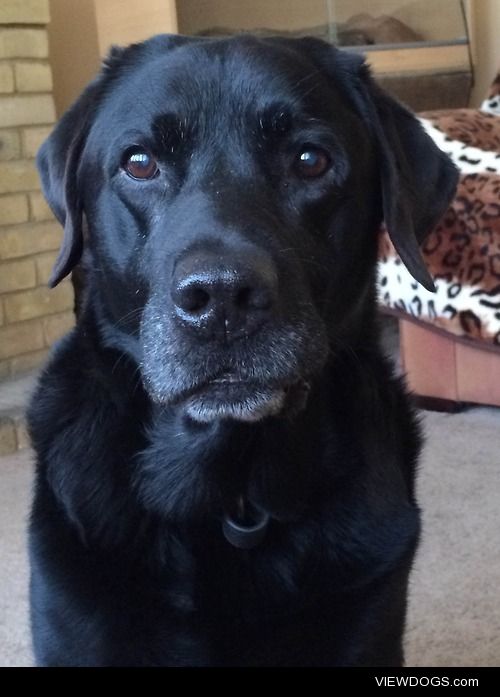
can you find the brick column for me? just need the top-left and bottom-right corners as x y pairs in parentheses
(0, 0), (74, 380)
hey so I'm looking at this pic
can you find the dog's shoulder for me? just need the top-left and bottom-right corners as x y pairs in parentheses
(28, 329), (86, 447)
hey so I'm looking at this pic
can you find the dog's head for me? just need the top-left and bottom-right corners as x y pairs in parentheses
(38, 34), (457, 423)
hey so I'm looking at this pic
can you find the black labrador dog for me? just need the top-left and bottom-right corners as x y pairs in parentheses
(28, 34), (457, 667)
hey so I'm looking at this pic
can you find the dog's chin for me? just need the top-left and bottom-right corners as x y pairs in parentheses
(146, 376), (312, 423)
(184, 382), (287, 423)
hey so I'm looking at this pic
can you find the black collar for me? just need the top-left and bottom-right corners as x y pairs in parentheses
(222, 496), (270, 549)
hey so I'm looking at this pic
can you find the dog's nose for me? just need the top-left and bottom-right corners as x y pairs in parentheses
(171, 250), (278, 341)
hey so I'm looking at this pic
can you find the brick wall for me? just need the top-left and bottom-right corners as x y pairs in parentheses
(0, 0), (73, 381)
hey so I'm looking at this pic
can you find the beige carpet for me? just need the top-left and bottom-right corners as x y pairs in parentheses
(0, 449), (33, 667)
(1, 407), (499, 667)
(406, 407), (500, 667)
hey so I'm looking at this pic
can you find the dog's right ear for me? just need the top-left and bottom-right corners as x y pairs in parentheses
(37, 75), (103, 288)
(39, 35), (199, 288)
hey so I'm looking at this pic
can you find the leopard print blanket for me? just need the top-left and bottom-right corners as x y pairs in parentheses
(482, 70), (500, 116)
(378, 75), (500, 347)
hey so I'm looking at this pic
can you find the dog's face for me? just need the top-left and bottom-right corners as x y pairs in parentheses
(38, 35), (457, 423)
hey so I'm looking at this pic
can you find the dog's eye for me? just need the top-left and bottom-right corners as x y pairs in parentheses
(122, 148), (158, 180)
(294, 147), (330, 178)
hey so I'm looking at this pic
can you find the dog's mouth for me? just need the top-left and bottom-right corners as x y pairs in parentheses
(171, 373), (311, 423)
(140, 294), (329, 424)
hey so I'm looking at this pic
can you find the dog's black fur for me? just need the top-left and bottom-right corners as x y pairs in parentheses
(28, 34), (457, 666)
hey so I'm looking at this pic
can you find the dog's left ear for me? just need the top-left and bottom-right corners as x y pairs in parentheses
(350, 67), (459, 292)
(293, 40), (459, 292)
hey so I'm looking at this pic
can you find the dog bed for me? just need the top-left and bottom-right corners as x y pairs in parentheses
(378, 71), (500, 407)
